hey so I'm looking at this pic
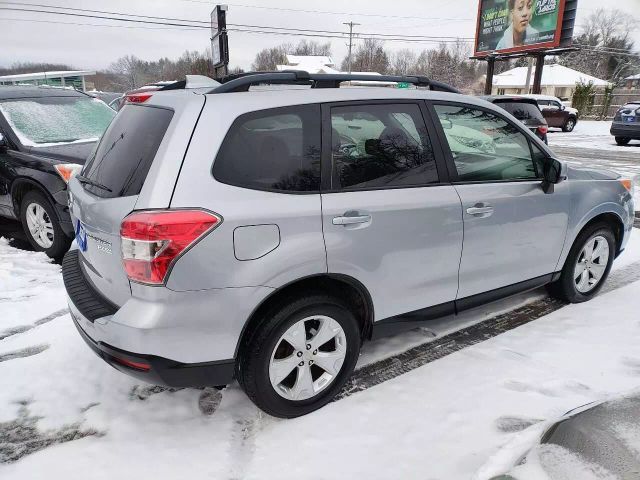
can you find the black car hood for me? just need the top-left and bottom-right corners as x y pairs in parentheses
(28, 141), (96, 165)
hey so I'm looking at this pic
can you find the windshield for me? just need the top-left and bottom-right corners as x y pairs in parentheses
(0, 96), (115, 146)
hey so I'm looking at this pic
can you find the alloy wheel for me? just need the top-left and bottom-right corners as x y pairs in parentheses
(269, 315), (347, 401)
(25, 202), (54, 249)
(574, 235), (609, 293)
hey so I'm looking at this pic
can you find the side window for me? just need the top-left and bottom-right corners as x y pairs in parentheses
(330, 103), (438, 190)
(213, 105), (321, 192)
(552, 101), (562, 109)
(434, 104), (540, 182)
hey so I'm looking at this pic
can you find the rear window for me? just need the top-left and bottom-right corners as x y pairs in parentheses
(213, 105), (321, 192)
(81, 104), (173, 198)
(495, 102), (545, 123)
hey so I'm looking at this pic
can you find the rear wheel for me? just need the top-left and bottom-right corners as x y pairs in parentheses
(238, 294), (360, 418)
(548, 223), (615, 303)
(615, 137), (631, 146)
(19, 190), (71, 259)
(562, 117), (576, 132)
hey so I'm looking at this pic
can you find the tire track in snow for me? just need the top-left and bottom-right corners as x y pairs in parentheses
(336, 260), (640, 401)
(0, 308), (69, 341)
(0, 345), (49, 363)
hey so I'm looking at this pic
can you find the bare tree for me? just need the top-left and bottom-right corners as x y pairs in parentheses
(391, 49), (417, 75)
(292, 40), (332, 56)
(560, 8), (639, 81)
(109, 55), (149, 90)
(341, 38), (390, 73)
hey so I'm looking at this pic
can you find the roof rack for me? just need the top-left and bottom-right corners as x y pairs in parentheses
(208, 71), (460, 94)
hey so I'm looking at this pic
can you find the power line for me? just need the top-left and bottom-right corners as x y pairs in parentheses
(0, 16), (203, 30)
(0, 2), (473, 39)
(0, 6), (473, 43)
(176, 0), (474, 23)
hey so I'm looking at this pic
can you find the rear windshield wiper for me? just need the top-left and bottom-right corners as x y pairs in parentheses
(76, 174), (113, 193)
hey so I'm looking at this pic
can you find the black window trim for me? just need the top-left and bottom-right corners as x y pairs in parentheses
(320, 99), (451, 194)
(425, 99), (551, 186)
(211, 103), (323, 195)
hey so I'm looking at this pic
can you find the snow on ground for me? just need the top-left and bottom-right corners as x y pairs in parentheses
(547, 119), (640, 152)
(1, 231), (640, 479)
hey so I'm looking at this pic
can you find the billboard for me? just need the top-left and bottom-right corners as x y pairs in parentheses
(474, 0), (567, 56)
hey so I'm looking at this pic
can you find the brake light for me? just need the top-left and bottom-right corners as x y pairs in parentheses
(112, 356), (150, 372)
(120, 209), (221, 285)
(125, 92), (153, 104)
(537, 125), (548, 135)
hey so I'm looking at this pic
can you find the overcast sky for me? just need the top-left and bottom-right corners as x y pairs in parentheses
(0, 0), (639, 72)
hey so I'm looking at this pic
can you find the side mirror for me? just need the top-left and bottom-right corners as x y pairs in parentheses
(541, 157), (564, 194)
(440, 119), (453, 130)
(561, 105), (566, 111)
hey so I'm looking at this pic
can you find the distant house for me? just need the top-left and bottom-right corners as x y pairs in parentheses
(275, 54), (396, 87)
(623, 73), (640, 89)
(492, 64), (609, 100)
(0, 70), (95, 91)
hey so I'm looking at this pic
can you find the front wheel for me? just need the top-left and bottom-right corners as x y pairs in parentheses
(19, 190), (71, 259)
(238, 294), (361, 418)
(615, 137), (631, 146)
(548, 224), (615, 303)
(562, 118), (576, 132)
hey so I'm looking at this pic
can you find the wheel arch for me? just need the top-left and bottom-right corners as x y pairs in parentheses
(11, 177), (59, 218)
(565, 211), (625, 266)
(234, 273), (374, 359)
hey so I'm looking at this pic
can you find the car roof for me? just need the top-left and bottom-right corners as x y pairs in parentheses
(479, 95), (539, 105)
(0, 85), (90, 100)
(521, 94), (559, 101)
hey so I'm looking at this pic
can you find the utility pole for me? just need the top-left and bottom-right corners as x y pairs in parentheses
(343, 21), (360, 74)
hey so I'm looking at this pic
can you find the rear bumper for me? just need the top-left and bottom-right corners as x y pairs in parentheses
(61, 249), (272, 385)
(610, 122), (640, 139)
(71, 310), (235, 387)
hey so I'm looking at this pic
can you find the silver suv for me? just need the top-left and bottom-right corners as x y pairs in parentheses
(62, 73), (635, 418)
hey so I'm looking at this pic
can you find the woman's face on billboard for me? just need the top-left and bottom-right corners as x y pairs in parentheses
(511, 0), (533, 34)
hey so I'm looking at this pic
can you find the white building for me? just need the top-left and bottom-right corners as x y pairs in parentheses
(623, 73), (640, 89)
(0, 70), (96, 91)
(492, 64), (609, 100)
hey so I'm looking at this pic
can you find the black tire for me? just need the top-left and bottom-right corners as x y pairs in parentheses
(547, 223), (615, 303)
(238, 294), (361, 418)
(19, 190), (71, 259)
(615, 137), (631, 146)
(562, 117), (576, 132)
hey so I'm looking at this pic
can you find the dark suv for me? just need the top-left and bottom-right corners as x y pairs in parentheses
(481, 96), (549, 143)
(0, 86), (115, 257)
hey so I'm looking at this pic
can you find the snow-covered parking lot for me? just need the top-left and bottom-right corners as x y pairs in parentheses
(1, 118), (640, 479)
(2, 226), (640, 478)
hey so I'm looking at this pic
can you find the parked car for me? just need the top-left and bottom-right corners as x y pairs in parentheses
(523, 94), (579, 132)
(491, 393), (640, 479)
(0, 86), (115, 258)
(481, 95), (549, 143)
(611, 101), (640, 145)
(61, 72), (634, 418)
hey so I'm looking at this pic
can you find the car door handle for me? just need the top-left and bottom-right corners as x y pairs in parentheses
(332, 214), (372, 225)
(466, 204), (494, 217)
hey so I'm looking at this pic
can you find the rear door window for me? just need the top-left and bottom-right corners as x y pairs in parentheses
(330, 103), (438, 190)
(81, 104), (173, 198)
(213, 105), (321, 192)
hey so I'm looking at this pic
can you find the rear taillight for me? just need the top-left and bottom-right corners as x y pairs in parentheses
(537, 125), (548, 135)
(120, 209), (221, 285)
(125, 92), (153, 104)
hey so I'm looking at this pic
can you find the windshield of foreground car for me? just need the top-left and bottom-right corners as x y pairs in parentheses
(0, 96), (116, 146)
